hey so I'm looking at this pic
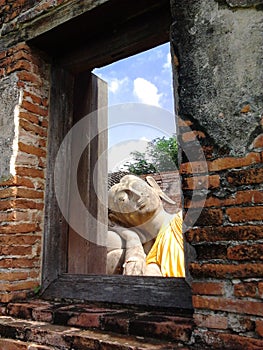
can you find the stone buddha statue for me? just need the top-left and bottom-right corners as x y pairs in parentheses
(107, 174), (185, 277)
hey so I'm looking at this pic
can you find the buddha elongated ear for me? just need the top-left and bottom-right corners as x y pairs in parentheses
(146, 176), (176, 205)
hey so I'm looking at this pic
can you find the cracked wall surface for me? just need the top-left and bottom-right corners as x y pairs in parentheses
(171, 0), (263, 156)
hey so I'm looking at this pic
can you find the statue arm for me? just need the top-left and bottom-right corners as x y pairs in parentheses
(113, 226), (146, 275)
(108, 225), (146, 275)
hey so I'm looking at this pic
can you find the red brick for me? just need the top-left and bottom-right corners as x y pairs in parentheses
(193, 295), (263, 316)
(9, 43), (31, 55)
(55, 305), (114, 329)
(17, 71), (42, 86)
(12, 199), (44, 210)
(23, 90), (42, 105)
(0, 67), (5, 76)
(226, 206), (263, 223)
(0, 257), (40, 268)
(0, 176), (35, 188)
(0, 338), (28, 350)
(9, 302), (55, 323)
(26, 324), (71, 348)
(38, 138), (47, 148)
(234, 282), (258, 298)
(192, 282), (225, 296)
(10, 49), (32, 62)
(182, 174), (220, 190)
(41, 118), (48, 128)
(129, 314), (194, 342)
(0, 56), (12, 68)
(3, 199), (39, 213)
(16, 167), (44, 178)
(198, 330), (263, 350)
(0, 211), (16, 221)
(0, 223), (38, 234)
(0, 271), (34, 282)
(185, 189), (263, 208)
(19, 118), (47, 137)
(189, 262), (263, 279)
(208, 152), (260, 172)
(0, 50), (7, 60)
(21, 100), (48, 117)
(102, 311), (131, 334)
(178, 116), (193, 127)
(186, 208), (223, 227)
(185, 225), (263, 243)
(14, 176), (35, 188)
(227, 167), (263, 186)
(19, 111), (39, 124)
(6, 59), (33, 74)
(0, 210), (32, 222)
(68, 312), (102, 328)
(253, 134), (263, 148)
(18, 142), (46, 158)
(195, 243), (227, 260)
(0, 291), (28, 303)
(227, 243), (263, 261)
(15, 188), (43, 199)
(32, 307), (53, 323)
(0, 245), (32, 256)
(1, 280), (39, 292)
(16, 153), (39, 167)
(194, 313), (228, 330)
(182, 130), (206, 143)
(23, 91), (48, 108)
(9, 234), (37, 248)
(0, 187), (17, 199)
(224, 190), (263, 206)
(256, 319), (263, 337)
(180, 161), (208, 175)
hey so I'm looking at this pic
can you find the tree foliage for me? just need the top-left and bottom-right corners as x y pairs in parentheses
(122, 136), (178, 175)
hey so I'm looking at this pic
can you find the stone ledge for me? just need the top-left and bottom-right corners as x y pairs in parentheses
(0, 315), (191, 350)
(0, 299), (194, 347)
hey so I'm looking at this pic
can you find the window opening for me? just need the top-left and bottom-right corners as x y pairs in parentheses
(38, 0), (193, 309)
(67, 43), (184, 278)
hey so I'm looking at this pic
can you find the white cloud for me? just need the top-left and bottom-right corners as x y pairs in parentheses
(133, 78), (162, 107)
(108, 138), (149, 172)
(108, 77), (128, 93)
(163, 53), (171, 70)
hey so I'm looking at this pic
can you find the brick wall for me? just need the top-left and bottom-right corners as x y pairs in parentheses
(171, 0), (263, 348)
(0, 42), (49, 302)
(180, 118), (263, 346)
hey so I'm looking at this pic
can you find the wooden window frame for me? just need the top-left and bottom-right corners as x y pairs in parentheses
(30, 0), (193, 310)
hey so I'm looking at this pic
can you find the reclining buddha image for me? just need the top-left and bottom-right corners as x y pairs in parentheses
(107, 174), (185, 277)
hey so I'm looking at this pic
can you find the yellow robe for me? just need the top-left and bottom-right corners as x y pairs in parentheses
(146, 211), (185, 277)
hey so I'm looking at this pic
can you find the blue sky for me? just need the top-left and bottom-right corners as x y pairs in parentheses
(93, 43), (176, 171)
(93, 42), (174, 112)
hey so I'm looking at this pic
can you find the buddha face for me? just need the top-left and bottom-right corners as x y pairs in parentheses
(108, 175), (162, 228)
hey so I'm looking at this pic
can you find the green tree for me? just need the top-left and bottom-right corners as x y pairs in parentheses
(122, 136), (178, 175)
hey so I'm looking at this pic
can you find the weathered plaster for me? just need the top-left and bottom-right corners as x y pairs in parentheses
(171, 0), (263, 156)
(0, 74), (20, 181)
